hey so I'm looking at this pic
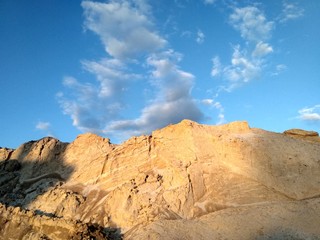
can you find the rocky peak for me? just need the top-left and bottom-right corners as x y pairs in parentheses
(10, 137), (67, 162)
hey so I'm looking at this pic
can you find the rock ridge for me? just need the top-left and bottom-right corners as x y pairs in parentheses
(0, 120), (319, 239)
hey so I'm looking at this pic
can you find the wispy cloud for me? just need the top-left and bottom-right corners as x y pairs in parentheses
(229, 6), (274, 42)
(181, 30), (192, 38)
(36, 121), (53, 136)
(57, 77), (104, 133)
(211, 56), (222, 77)
(203, 0), (216, 5)
(207, 4), (277, 124)
(271, 64), (287, 76)
(225, 45), (261, 87)
(58, 0), (204, 142)
(106, 50), (204, 137)
(212, 43), (272, 91)
(278, 1), (304, 23)
(201, 99), (214, 106)
(36, 121), (51, 131)
(297, 105), (320, 122)
(81, 58), (141, 98)
(201, 98), (225, 124)
(252, 41), (273, 58)
(196, 29), (205, 44)
(211, 5), (274, 91)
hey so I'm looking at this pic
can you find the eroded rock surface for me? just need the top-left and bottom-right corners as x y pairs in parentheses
(0, 203), (120, 240)
(0, 147), (14, 161)
(127, 198), (320, 240)
(284, 128), (320, 143)
(0, 120), (319, 239)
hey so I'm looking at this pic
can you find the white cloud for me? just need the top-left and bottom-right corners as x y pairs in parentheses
(279, 1), (304, 23)
(59, 76), (105, 131)
(81, 0), (166, 60)
(57, 76), (124, 134)
(107, 98), (203, 136)
(204, 0), (216, 4)
(58, 1), (168, 137)
(36, 121), (54, 137)
(229, 45), (261, 82)
(81, 58), (141, 98)
(212, 5), (274, 91)
(201, 98), (225, 124)
(211, 56), (222, 77)
(217, 113), (225, 124)
(36, 121), (51, 131)
(62, 76), (96, 101)
(134, 0), (152, 14)
(196, 30), (205, 44)
(105, 51), (204, 138)
(271, 64), (287, 76)
(298, 105), (320, 122)
(276, 64), (287, 71)
(202, 99), (214, 105)
(58, 1), (205, 142)
(229, 6), (274, 42)
(252, 41), (273, 58)
(213, 45), (262, 91)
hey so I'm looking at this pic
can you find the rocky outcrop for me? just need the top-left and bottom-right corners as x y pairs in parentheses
(284, 128), (319, 137)
(0, 147), (14, 161)
(0, 203), (120, 240)
(284, 128), (320, 143)
(1, 120), (320, 239)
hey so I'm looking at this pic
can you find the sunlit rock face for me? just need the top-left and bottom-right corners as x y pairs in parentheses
(1, 120), (320, 239)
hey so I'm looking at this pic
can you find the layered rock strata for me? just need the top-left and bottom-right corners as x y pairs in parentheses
(0, 120), (319, 239)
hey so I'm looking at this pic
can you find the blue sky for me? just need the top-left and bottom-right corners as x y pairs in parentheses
(1, 0), (319, 148)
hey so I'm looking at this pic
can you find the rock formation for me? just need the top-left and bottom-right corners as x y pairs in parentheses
(0, 120), (320, 239)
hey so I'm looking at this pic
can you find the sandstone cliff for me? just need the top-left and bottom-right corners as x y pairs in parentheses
(0, 120), (319, 239)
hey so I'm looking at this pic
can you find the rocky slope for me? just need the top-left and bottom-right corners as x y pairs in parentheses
(0, 120), (320, 239)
